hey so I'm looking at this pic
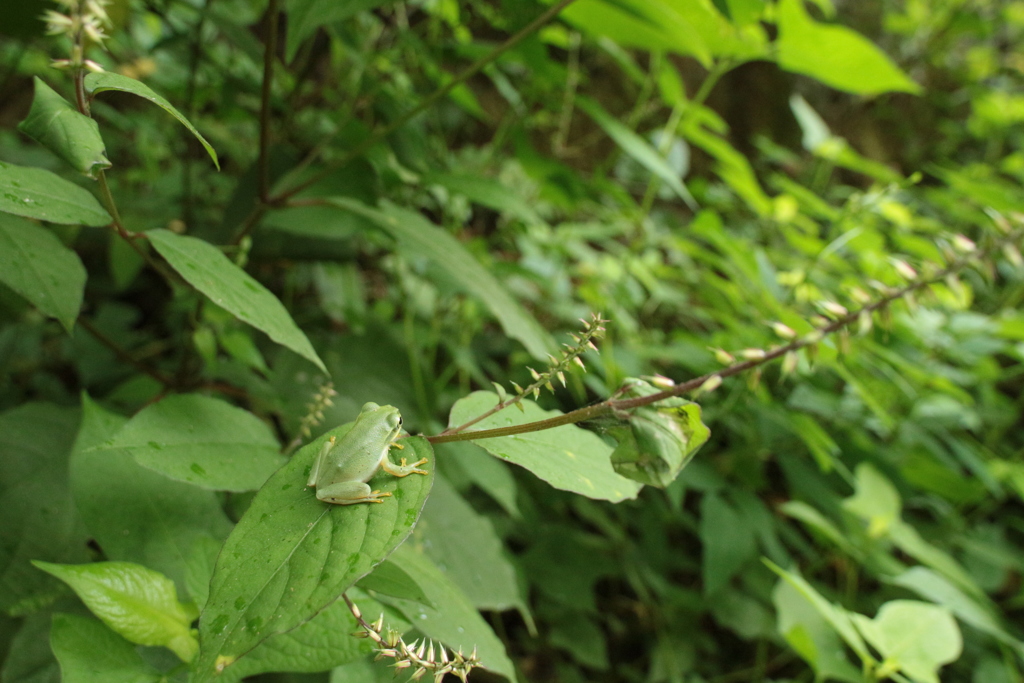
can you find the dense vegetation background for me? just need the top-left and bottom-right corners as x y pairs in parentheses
(1, 0), (1023, 682)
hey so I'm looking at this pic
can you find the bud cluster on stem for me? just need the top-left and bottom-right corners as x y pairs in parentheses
(344, 594), (479, 682)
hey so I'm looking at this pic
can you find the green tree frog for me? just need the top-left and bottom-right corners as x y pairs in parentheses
(306, 402), (428, 505)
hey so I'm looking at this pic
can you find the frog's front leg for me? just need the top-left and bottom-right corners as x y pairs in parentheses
(380, 454), (429, 477)
(306, 436), (337, 487)
(315, 480), (392, 505)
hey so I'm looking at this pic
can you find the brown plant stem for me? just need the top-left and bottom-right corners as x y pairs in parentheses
(427, 231), (1021, 445)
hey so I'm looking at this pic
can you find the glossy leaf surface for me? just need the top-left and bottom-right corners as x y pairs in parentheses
(0, 214), (85, 331)
(448, 391), (643, 502)
(33, 561), (198, 662)
(192, 427), (433, 683)
(91, 393), (285, 492)
(0, 161), (110, 226)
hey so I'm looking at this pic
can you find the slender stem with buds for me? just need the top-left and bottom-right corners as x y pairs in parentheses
(428, 230), (1022, 445)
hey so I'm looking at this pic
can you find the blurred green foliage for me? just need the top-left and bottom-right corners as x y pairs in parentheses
(1, 0), (1023, 682)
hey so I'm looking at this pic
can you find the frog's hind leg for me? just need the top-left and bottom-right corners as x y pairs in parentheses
(316, 480), (391, 505)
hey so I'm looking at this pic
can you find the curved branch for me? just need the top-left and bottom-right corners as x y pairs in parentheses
(427, 230), (1021, 444)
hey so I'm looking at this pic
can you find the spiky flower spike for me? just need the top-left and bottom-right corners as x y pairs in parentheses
(444, 313), (608, 436)
(344, 595), (480, 683)
(43, 0), (112, 72)
(296, 381), (337, 441)
(517, 312), (608, 404)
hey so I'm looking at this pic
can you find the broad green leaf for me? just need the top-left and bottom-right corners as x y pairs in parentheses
(763, 560), (871, 661)
(327, 658), (391, 682)
(322, 198), (557, 361)
(84, 72), (219, 170)
(772, 581), (861, 683)
(147, 229), (327, 372)
(17, 78), (111, 178)
(436, 441), (520, 517)
(609, 378), (710, 487)
(383, 544), (516, 681)
(851, 601), (961, 683)
(448, 391), (642, 502)
(842, 463), (901, 537)
(91, 394), (285, 492)
(0, 403), (89, 616)
(0, 161), (110, 226)
(0, 214), (86, 332)
(520, 525), (617, 612)
(192, 428), (433, 683)
(887, 521), (984, 600)
(890, 567), (1024, 655)
(356, 559), (430, 605)
(214, 592), (394, 682)
(577, 97), (697, 208)
(285, 0), (393, 60)
(262, 204), (369, 240)
(416, 475), (527, 615)
(559, 0), (711, 65)
(775, 0), (921, 96)
(33, 561), (198, 662)
(724, 0), (764, 25)
(424, 172), (542, 224)
(699, 494), (757, 596)
(50, 613), (164, 683)
(548, 612), (609, 669)
(70, 394), (233, 595)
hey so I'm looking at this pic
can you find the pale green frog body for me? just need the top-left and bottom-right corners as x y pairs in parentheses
(306, 402), (428, 505)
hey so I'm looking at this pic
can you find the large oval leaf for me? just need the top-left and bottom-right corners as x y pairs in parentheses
(0, 161), (110, 226)
(70, 395), (233, 595)
(147, 229), (327, 373)
(90, 394), (285, 492)
(776, 0), (921, 96)
(0, 214), (86, 332)
(192, 428), (433, 683)
(851, 601), (962, 683)
(214, 591), (393, 682)
(448, 391), (642, 502)
(33, 561), (198, 662)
